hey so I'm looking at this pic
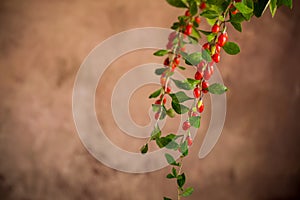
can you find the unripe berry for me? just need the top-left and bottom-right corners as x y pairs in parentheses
(194, 71), (203, 80)
(193, 87), (201, 98)
(212, 24), (220, 33)
(182, 121), (191, 131)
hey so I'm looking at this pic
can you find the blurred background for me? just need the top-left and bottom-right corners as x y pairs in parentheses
(0, 0), (299, 199)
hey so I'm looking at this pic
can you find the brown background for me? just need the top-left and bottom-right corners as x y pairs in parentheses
(0, 0), (300, 200)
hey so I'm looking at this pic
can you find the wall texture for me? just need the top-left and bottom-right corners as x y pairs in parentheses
(0, 0), (299, 200)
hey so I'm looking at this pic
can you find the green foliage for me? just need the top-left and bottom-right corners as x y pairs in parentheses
(149, 88), (162, 98)
(165, 0), (187, 8)
(181, 187), (194, 197)
(223, 42), (240, 55)
(169, 91), (193, 103)
(189, 116), (201, 128)
(165, 153), (180, 166)
(154, 49), (169, 56)
(208, 83), (228, 94)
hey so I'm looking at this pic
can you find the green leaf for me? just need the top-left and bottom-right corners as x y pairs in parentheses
(202, 49), (212, 62)
(234, 2), (253, 15)
(177, 173), (186, 188)
(206, 0), (224, 6)
(185, 52), (202, 66)
(166, 140), (179, 150)
(269, 0), (277, 17)
(190, 1), (198, 16)
(140, 144), (148, 154)
(253, 0), (270, 17)
(172, 167), (177, 177)
(150, 126), (161, 140)
(171, 101), (189, 114)
(208, 83), (228, 94)
(206, 18), (217, 26)
(186, 78), (200, 87)
(207, 33), (216, 42)
(153, 49), (169, 56)
(165, 153), (179, 166)
(160, 106), (167, 120)
(163, 197), (172, 200)
(223, 42), (240, 55)
(166, 173), (175, 179)
(169, 91), (193, 103)
(180, 140), (188, 156)
(149, 88), (162, 98)
(172, 79), (193, 90)
(166, 0), (187, 8)
(200, 10), (219, 19)
(191, 27), (201, 40)
(156, 135), (174, 148)
(199, 30), (211, 36)
(181, 187), (194, 197)
(277, 0), (292, 9)
(231, 22), (242, 32)
(155, 68), (167, 75)
(178, 66), (186, 70)
(189, 116), (201, 128)
(230, 13), (245, 23)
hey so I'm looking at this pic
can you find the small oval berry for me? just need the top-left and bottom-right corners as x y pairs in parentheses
(185, 10), (191, 17)
(165, 86), (171, 94)
(198, 60), (206, 70)
(212, 24), (220, 33)
(202, 80), (209, 93)
(187, 136), (193, 146)
(193, 87), (201, 98)
(182, 121), (191, 131)
(200, 2), (206, 9)
(164, 58), (170, 66)
(215, 44), (221, 53)
(195, 16), (201, 24)
(217, 32), (228, 47)
(155, 99), (161, 105)
(198, 103), (204, 113)
(202, 43), (210, 50)
(166, 41), (173, 49)
(194, 71), (203, 80)
(232, 9), (239, 15)
(212, 53), (220, 63)
(168, 32), (177, 41)
(174, 57), (180, 65)
(184, 24), (192, 36)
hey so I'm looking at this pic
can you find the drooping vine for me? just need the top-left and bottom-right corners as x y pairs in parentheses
(140, 0), (293, 199)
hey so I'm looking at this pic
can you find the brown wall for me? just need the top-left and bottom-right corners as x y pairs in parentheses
(0, 0), (299, 200)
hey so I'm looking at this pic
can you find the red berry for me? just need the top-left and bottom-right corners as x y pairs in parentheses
(185, 10), (191, 17)
(209, 64), (214, 74)
(182, 121), (191, 131)
(194, 71), (203, 80)
(195, 16), (201, 24)
(232, 9), (239, 15)
(181, 46), (186, 52)
(217, 32), (228, 47)
(202, 43), (210, 50)
(155, 99), (161, 105)
(200, 2), (206, 9)
(171, 63), (177, 69)
(198, 103), (204, 113)
(174, 57), (180, 65)
(187, 136), (193, 146)
(212, 24), (220, 33)
(234, 0), (242, 2)
(184, 24), (192, 36)
(165, 86), (171, 94)
(163, 97), (167, 104)
(215, 44), (221, 53)
(193, 87), (201, 98)
(155, 112), (160, 120)
(164, 58), (170, 66)
(204, 68), (212, 80)
(202, 80), (209, 93)
(212, 53), (220, 63)
(198, 60), (206, 70)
